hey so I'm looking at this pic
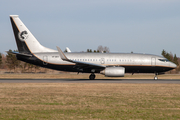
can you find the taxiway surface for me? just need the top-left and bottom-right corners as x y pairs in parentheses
(0, 79), (180, 84)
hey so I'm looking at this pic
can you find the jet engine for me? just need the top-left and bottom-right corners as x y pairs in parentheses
(101, 67), (125, 77)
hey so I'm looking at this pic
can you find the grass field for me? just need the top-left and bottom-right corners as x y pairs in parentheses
(0, 83), (180, 119)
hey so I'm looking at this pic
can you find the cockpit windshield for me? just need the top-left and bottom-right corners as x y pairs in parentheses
(158, 59), (169, 62)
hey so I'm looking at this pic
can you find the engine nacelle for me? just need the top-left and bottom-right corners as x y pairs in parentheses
(101, 67), (125, 77)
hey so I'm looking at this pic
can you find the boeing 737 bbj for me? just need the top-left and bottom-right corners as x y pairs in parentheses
(9, 15), (177, 80)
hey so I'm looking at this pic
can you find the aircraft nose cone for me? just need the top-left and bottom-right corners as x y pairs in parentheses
(171, 63), (177, 68)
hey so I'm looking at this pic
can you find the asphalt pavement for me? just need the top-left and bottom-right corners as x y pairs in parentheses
(0, 79), (180, 83)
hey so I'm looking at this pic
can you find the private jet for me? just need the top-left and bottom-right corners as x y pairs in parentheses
(9, 15), (177, 80)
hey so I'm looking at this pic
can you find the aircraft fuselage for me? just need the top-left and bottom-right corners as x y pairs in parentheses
(16, 52), (176, 74)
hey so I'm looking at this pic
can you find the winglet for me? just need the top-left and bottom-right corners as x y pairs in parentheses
(56, 46), (68, 61)
(66, 47), (71, 52)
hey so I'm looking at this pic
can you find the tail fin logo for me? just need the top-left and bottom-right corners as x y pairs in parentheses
(18, 31), (28, 41)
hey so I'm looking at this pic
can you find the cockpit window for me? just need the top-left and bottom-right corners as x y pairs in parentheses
(158, 59), (169, 62)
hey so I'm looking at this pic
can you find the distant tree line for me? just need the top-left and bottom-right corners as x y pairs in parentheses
(87, 45), (110, 53)
(161, 49), (179, 66)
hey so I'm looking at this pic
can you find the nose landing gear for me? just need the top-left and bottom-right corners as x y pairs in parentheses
(89, 73), (96, 80)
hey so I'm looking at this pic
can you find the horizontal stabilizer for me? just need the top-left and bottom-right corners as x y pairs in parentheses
(7, 51), (32, 57)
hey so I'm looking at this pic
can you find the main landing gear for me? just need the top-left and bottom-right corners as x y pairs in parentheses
(154, 76), (158, 80)
(154, 73), (158, 80)
(89, 73), (96, 80)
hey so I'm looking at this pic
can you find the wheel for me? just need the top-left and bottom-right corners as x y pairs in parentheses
(154, 76), (158, 80)
(89, 74), (95, 80)
(89, 75), (95, 80)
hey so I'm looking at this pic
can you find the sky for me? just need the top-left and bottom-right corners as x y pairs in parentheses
(0, 0), (180, 56)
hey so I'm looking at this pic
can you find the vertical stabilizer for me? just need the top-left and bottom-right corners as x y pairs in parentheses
(10, 15), (56, 53)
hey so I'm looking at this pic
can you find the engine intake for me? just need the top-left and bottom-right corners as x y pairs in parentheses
(101, 67), (125, 77)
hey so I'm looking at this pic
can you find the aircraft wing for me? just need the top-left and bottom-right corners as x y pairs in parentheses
(56, 46), (106, 71)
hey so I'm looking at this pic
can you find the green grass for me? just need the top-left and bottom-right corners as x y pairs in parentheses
(0, 83), (180, 119)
